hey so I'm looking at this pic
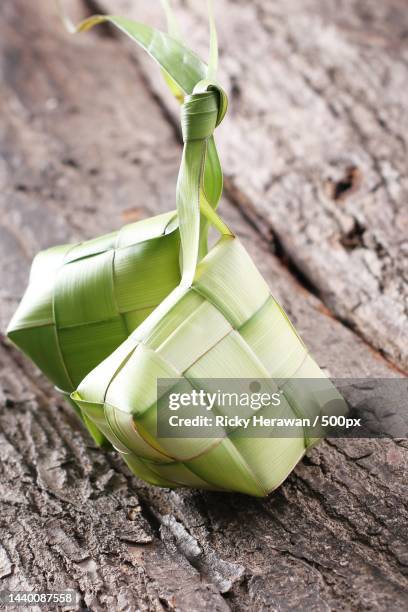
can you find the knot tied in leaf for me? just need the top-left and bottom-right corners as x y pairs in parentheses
(181, 81), (228, 143)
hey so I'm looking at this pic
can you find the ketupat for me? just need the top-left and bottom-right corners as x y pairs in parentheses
(7, 213), (180, 445)
(6, 7), (222, 446)
(71, 16), (347, 495)
(73, 231), (346, 495)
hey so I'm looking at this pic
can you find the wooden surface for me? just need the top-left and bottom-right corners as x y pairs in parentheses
(0, 1), (407, 610)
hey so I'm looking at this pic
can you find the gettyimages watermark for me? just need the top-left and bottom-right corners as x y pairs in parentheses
(154, 378), (408, 439)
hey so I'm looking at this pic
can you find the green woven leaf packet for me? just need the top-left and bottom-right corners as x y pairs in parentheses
(69, 10), (346, 496)
(7, 212), (180, 446)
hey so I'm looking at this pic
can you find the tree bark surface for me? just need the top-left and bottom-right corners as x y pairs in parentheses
(0, 1), (407, 611)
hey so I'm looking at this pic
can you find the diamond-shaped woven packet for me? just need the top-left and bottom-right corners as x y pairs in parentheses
(7, 213), (180, 445)
(72, 79), (347, 495)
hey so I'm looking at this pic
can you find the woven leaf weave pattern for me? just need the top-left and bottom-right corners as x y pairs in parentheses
(74, 237), (343, 496)
(7, 211), (180, 393)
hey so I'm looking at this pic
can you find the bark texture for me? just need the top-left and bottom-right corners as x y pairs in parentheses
(0, 1), (407, 610)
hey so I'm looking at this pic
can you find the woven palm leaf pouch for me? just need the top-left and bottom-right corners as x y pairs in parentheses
(71, 14), (347, 496)
(6, 13), (223, 447)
